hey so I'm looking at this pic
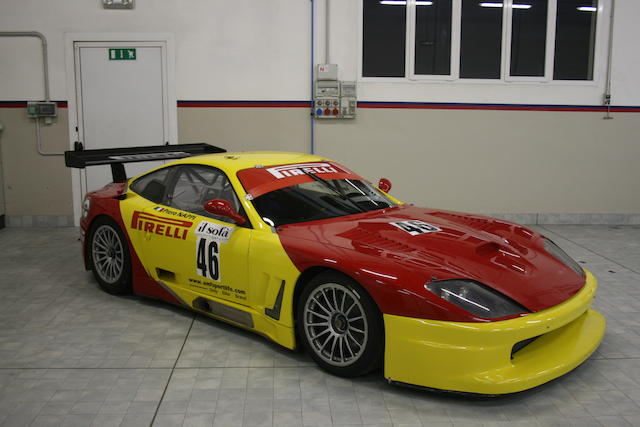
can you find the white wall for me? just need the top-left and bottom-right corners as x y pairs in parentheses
(609, 1), (640, 106)
(0, 0), (310, 101)
(0, 0), (639, 220)
(1, 0), (639, 106)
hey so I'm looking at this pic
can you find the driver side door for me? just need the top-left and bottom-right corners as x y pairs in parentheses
(137, 164), (251, 306)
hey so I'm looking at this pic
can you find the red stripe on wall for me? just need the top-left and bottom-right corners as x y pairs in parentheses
(178, 101), (311, 108)
(0, 101), (68, 108)
(2, 100), (640, 113)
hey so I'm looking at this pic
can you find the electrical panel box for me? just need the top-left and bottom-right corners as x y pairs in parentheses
(316, 64), (338, 81)
(314, 81), (341, 119)
(27, 102), (57, 118)
(313, 65), (357, 119)
(340, 82), (357, 119)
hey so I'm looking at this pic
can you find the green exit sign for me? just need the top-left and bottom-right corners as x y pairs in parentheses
(109, 48), (136, 60)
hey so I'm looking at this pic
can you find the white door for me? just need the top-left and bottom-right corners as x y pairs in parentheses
(74, 41), (170, 193)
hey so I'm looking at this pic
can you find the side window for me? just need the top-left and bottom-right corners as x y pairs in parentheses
(129, 168), (172, 204)
(167, 165), (245, 224)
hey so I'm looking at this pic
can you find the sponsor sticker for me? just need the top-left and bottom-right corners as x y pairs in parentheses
(131, 211), (192, 240)
(266, 162), (339, 179)
(153, 206), (197, 220)
(195, 221), (234, 243)
(390, 220), (441, 236)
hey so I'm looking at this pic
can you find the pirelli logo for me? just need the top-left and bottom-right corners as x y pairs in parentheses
(266, 162), (339, 179)
(131, 211), (192, 240)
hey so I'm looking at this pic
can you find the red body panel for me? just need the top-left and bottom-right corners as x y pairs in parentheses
(277, 205), (585, 322)
(81, 183), (181, 305)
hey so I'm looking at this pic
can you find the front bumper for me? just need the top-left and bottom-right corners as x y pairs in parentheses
(383, 270), (605, 394)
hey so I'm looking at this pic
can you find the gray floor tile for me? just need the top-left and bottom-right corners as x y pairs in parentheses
(2, 226), (640, 427)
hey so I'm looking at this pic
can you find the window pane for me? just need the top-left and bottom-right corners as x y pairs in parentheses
(130, 167), (172, 204)
(362, 0), (406, 77)
(510, 0), (548, 76)
(460, 0), (503, 79)
(554, 0), (597, 80)
(168, 165), (242, 222)
(415, 0), (452, 75)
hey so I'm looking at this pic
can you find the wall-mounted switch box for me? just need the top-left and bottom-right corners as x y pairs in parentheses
(313, 65), (357, 119)
(27, 102), (57, 118)
(340, 82), (357, 119)
(317, 64), (338, 81)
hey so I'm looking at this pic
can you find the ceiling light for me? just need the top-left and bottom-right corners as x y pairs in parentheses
(479, 2), (532, 9)
(577, 6), (597, 12)
(380, 0), (433, 5)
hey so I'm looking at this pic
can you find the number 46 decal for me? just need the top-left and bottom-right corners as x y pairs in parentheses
(196, 237), (220, 281)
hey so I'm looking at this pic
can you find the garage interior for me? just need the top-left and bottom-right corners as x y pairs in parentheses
(1, 0), (640, 426)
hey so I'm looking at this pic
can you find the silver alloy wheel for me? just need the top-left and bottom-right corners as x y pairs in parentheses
(91, 225), (124, 284)
(302, 283), (368, 367)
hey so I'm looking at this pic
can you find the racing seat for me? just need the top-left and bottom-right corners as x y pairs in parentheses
(142, 179), (166, 204)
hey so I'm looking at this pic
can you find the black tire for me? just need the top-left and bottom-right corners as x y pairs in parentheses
(87, 216), (132, 295)
(296, 271), (384, 377)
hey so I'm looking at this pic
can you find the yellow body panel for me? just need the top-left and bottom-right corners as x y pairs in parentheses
(119, 154), (313, 349)
(383, 270), (605, 394)
(113, 151), (603, 393)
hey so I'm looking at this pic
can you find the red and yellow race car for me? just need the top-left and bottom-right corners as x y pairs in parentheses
(65, 144), (605, 395)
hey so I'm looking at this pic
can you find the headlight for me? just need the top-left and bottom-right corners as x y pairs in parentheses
(425, 279), (528, 319)
(82, 197), (91, 219)
(543, 238), (585, 277)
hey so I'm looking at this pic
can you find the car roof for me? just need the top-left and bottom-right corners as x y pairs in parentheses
(169, 151), (331, 174)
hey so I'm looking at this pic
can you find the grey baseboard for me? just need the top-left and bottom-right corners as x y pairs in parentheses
(488, 213), (640, 225)
(6, 215), (75, 227)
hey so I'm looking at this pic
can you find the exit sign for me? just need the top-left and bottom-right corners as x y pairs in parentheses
(109, 48), (136, 60)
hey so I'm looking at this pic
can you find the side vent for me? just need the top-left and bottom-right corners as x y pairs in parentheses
(265, 281), (285, 320)
(193, 297), (254, 328)
(156, 268), (176, 282)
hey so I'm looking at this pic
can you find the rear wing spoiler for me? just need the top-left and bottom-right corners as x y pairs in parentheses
(64, 143), (226, 182)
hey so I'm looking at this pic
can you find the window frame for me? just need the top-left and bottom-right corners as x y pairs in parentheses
(166, 164), (250, 227)
(129, 165), (180, 205)
(359, 0), (606, 86)
(131, 164), (252, 228)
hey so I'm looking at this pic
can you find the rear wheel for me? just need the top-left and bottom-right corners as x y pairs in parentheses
(87, 216), (131, 294)
(296, 271), (383, 377)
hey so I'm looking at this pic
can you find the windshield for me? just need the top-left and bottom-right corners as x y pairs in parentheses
(252, 179), (397, 227)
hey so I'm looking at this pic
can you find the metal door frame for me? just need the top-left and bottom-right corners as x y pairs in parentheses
(64, 33), (177, 225)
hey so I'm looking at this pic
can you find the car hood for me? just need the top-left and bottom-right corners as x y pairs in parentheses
(277, 205), (585, 312)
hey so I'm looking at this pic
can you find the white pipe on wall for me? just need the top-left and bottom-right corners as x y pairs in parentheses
(603, 0), (615, 119)
(0, 31), (63, 156)
(0, 31), (50, 101)
(325, 0), (330, 64)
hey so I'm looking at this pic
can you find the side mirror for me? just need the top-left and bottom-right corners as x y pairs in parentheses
(378, 178), (392, 193)
(203, 199), (246, 225)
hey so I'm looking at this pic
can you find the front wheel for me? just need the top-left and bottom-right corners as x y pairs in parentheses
(87, 216), (132, 295)
(296, 271), (384, 377)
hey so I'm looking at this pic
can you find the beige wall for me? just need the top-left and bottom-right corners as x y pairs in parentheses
(181, 107), (640, 215)
(1, 105), (639, 220)
(0, 122), (4, 217)
(0, 108), (72, 216)
(316, 108), (640, 214)
(178, 107), (310, 153)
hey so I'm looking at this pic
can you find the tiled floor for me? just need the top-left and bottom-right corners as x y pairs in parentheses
(0, 226), (639, 426)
